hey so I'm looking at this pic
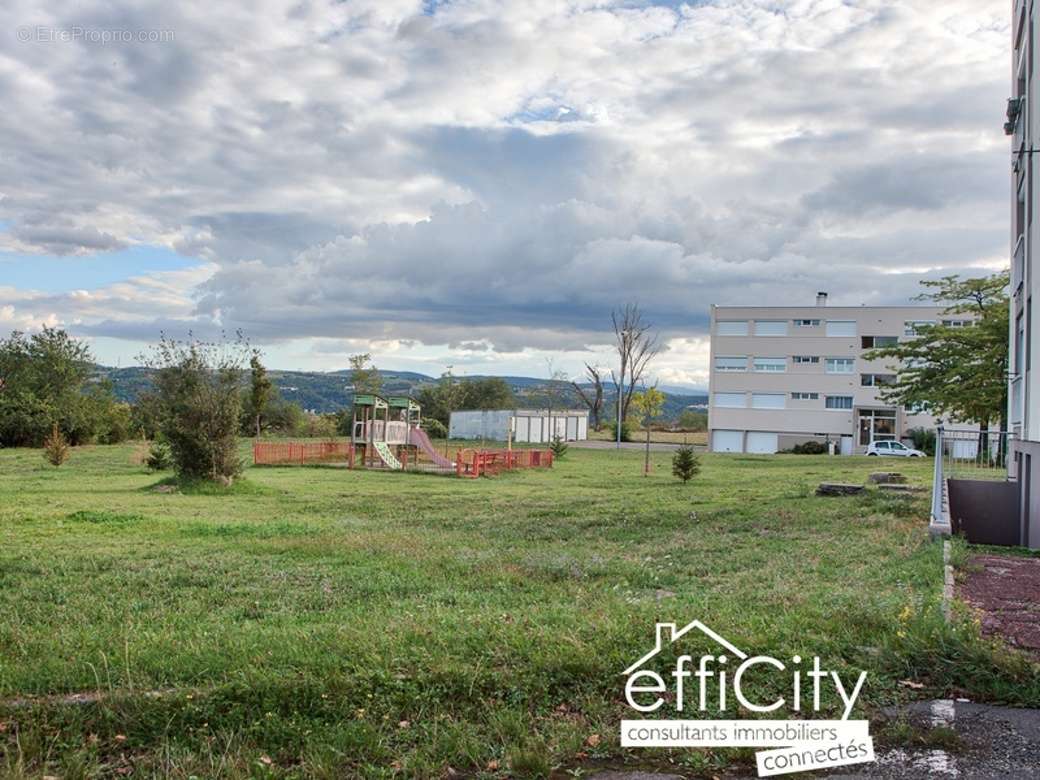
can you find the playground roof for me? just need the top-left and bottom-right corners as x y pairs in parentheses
(353, 394), (388, 409)
(388, 396), (421, 411)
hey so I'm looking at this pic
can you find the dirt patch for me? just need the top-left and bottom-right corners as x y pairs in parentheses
(957, 553), (1040, 657)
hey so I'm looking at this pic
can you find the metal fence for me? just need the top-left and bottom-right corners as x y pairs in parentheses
(930, 426), (1015, 523)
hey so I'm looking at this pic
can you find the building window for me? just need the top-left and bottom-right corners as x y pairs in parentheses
(752, 357), (786, 373)
(751, 393), (786, 409)
(754, 320), (788, 337)
(825, 320), (856, 337)
(792, 355), (819, 364)
(941, 319), (972, 328)
(1016, 312), (1025, 374)
(904, 320), (935, 336)
(861, 374), (896, 387)
(861, 336), (898, 348)
(825, 396), (853, 410)
(791, 392), (819, 400)
(794, 319), (820, 327)
(825, 358), (855, 374)
(714, 356), (747, 372)
(716, 320), (749, 336)
(713, 392), (746, 408)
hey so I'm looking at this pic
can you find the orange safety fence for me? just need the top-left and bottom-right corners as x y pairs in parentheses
(456, 448), (554, 478)
(253, 440), (354, 465)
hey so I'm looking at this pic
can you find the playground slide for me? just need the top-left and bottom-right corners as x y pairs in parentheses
(373, 440), (402, 470)
(408, 426), (454, 468)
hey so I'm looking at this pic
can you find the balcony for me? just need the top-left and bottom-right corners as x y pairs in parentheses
(1013, 234), (1025, 294)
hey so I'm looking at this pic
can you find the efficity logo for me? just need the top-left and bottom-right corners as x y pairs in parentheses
(620, 621), (875, 777)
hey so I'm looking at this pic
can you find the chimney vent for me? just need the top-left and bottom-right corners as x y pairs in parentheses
(816, 291), (828, 307)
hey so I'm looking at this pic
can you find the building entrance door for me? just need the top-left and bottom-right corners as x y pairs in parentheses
(858, 409), (897, 446)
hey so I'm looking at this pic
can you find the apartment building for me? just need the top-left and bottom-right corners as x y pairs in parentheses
(1009, 1), (1040, 539)
(708, 294), (953, 454)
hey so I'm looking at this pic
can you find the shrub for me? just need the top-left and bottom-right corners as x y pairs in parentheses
(550, 434), (568, 458)
(672, 444), (700, 483)
(42, 423), (70, 466)
(142, 334), (246, 483)
(145, 439), (172, 471)
(605, 418), (633, 442)
(422, 418), (448, 439)
(907, 427), (936, 456)
(790, 440), (828, 455)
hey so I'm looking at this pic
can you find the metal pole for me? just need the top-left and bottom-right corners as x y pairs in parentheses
(930, 425), (944, 523)
(616, 371), (623, 450)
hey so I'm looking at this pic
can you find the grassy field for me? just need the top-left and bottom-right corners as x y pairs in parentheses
(1, 443), (1038, 778)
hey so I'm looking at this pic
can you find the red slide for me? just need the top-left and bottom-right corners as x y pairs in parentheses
(408, 426), (454, 468)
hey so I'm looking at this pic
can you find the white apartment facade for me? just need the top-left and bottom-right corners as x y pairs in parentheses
(708, 294), (955, 455)
(1009, 0), (1040, 537)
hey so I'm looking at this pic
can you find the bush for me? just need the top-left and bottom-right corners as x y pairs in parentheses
(143, 334), (246, 483)
(790, 440), (828, 455)
(42, 423), (70, 467)
(672, 444), (700, 483)
(422, 418), (448, 439)
(550, 434), (568, 458)
(907, 427), (936, 456)
(145, 439), (172, 471)
(605, 418), (634, 442)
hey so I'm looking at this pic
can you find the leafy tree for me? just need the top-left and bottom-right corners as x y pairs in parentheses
(131, 391), (165, 439)
(416, 372), (516, 427)
(864, 272), (1010, 441)
(0, 327), (122, 446)
(42, 422), (70, 466)
(671, 444), (700, 484)
(349, 353), (383, 396)
(632, 386), (665, 476)
(247, 352), (274, 437)
(142, 333), (247, 483)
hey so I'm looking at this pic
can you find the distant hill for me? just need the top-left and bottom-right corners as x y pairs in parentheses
(92, 365), (708, 420)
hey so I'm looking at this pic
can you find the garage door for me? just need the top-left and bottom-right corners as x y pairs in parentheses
(746, 432), (779, 454)
(712, 430), (743, 453)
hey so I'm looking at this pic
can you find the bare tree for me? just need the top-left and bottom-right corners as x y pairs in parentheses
(610, 304), (660, 443)
(572, 363), (605, 430)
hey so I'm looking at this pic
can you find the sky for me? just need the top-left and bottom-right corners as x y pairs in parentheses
(0, 0), (1011, 389)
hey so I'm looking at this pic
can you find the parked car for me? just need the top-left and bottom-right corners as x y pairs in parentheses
(866, 440), (925, 457)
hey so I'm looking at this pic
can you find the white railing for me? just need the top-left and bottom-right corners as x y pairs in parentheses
(353, 420), (410, 444)
(931, 426), (1016, 527)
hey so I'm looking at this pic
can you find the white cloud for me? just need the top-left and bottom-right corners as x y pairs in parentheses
(0, 0), (1011, 379)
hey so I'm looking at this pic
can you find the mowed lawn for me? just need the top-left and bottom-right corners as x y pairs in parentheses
(1, 443), (1037, 778)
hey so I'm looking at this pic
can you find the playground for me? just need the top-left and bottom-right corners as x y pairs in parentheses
(252, 394), (554, 477)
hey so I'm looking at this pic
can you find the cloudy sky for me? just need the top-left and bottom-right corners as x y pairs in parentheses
(0, 0), (1010, 388)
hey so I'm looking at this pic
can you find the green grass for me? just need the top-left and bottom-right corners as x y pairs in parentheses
(0, 443), (1037, 778)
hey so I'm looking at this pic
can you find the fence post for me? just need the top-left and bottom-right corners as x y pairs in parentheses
(930, 425), (944, 524)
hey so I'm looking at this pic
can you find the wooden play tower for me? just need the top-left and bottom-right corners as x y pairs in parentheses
(350, 394), (422, 468)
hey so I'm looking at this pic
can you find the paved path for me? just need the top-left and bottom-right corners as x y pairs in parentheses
(570, 440), (705, 452)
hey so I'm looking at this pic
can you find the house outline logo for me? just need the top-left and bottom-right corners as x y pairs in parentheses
(622, 620), (748, 676)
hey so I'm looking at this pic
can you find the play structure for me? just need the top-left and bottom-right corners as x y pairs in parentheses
(251, 394), (553, 477)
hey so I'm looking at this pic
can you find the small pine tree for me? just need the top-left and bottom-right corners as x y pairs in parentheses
(671, 444), (700, 484)
(42, 423), (70, 467)
(145, 439), (172, 471)
(550, 434), (568, 458)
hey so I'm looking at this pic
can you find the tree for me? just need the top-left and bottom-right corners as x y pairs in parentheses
(678, 409), (707, 432)
(610, 304), (660, 447)
(248, 352), (274, 437)
(0, 327), (121, 446)
(415, 371), (516, 428)
(572, 363), (605, 430)
(864, 272), (1010, 446)
(42, 422), (70, 467)
(348, 353), (382, 396)
(544, 358), (569, 445)
(631, 386), (665, 476)
(142, 333), (248, 484)
(672, 444), (700, 484)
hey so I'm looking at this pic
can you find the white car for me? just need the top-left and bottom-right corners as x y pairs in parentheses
(865, 440), (925, 458)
